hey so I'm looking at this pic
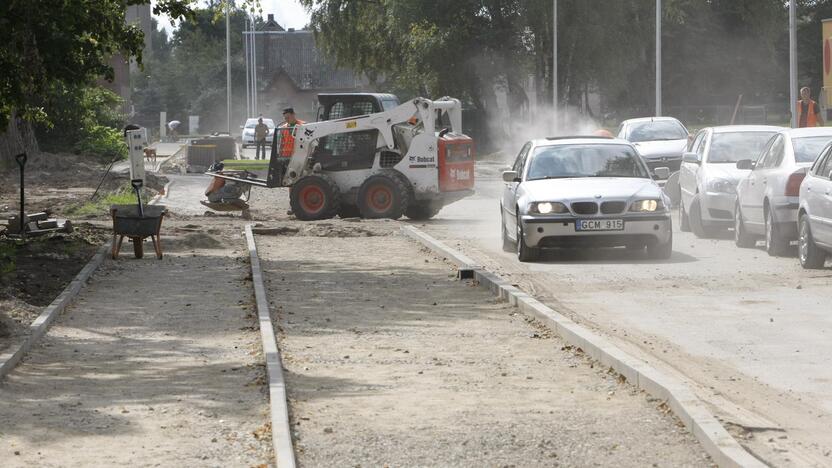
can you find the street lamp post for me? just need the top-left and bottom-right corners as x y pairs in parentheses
(553, 0), (558, 132)
(656, 0), (662, 117)
(790, 0), (798, 128)
(226, 2), (232, 134)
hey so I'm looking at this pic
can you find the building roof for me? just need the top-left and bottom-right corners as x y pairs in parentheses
(257, 30), (360, 91)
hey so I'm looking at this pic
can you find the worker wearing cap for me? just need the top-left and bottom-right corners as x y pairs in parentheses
(797, 87), (825, 128)
(277, 107), (306, 158)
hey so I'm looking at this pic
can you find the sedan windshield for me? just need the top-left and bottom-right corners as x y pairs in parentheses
(792, 136), (832, 163)
(626, 120), (687, 142)
(708, 132), (776, 163)
(527, 144), (650, 180)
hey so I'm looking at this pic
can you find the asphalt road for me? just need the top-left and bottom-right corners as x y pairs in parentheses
(414, 160), (832, 467)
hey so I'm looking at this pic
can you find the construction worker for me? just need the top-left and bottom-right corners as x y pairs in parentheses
(797, 87), (825, 128)
(254, 117), (269, 160)
(277, 107), (305, 157)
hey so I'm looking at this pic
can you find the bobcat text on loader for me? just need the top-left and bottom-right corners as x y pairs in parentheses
(207, 96), (476, 220)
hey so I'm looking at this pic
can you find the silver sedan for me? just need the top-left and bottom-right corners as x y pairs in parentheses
(500, 137), (673, 262)
(735, 127), (832, 255)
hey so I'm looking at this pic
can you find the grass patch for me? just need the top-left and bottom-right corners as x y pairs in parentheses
(65, 185), (151, 217)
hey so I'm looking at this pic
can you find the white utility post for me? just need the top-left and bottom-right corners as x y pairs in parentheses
(790, 0), (798, 128)
(226, 2), (232, 134)
(655, 0), (662, 116)
(552, 0), (558, 132)
(245, 16), (250, 118)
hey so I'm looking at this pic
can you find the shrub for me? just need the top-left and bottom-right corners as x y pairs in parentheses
(74, 125), (127, 161)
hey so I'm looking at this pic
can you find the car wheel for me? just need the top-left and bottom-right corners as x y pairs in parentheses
(799, 214), (826, 269)
(689, 195), (717, 238)
(765, 206), (789, 256)
(734, 202), (756, 248)
(679, 201), (691, 232)
(516, 220), (539, 262)
(647, 232), (673, 260)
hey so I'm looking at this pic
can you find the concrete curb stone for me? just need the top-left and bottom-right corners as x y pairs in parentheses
(0, 242), (110, 380)
(401, 225), (765, 468)
(244, 224), (297, 468)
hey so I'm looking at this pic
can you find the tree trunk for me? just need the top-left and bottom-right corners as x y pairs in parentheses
(0, 113), (39, 169)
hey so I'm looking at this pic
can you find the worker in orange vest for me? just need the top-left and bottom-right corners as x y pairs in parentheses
(277, 107), (306, 157)
(797, 87), (825, 128)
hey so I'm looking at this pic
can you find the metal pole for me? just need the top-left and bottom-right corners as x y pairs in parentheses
(226, 2), (232, 133)
(790, 0), (798, 128)
(552, 0), (558, 132)
(656, 0), (662, 116)
(252, 20), (258, 116)
(245, 18), (250, 118)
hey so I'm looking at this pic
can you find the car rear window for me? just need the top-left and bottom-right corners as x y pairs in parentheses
(527, 144), (649, 180)
(626, 120), (687, 143)
(708, 132), (776, 163)
(792, 136), (832, 163)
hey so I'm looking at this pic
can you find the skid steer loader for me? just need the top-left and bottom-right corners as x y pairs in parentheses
(208, 97), (475, 220)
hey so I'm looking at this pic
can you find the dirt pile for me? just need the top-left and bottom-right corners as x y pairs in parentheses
(252, 222), (388, 238)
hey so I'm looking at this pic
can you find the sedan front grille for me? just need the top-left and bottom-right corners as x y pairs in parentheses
(600, 201), (627, 214)
(571, 201), (598, 215)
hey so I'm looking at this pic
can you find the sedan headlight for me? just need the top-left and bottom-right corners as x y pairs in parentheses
(528, 201), (569, 215)
(707, 178), (736, 194)
(629, 199), (664, 212)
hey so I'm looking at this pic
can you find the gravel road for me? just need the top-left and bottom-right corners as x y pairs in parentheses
(414, 161), (832, 467)
(256, 222), (711, 466)
(0, 225), (272, 467)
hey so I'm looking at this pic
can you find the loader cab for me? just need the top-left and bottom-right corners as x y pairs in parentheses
(313, 94), (400, 172)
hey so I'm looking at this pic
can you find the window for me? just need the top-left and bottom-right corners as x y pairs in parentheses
(815, 149), (832, 179)
(625, 120), (688, 142)
(513, 143), (531, 178)
(758, 136), (783, 169)
(791, 136), (832, 163)
(707, 132), (777, 164)
(526, 144), (650, 180)
(695, 131), (709, 158)
(689, 131), (705, 153)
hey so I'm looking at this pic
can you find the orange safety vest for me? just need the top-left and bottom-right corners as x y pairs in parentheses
(277, 120), (305, 157)
(797, 100), (819, 128)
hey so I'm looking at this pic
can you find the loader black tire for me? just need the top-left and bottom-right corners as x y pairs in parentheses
(290, 174), (341, 221)
(357, 173), (410, 219)
(338, 204), (361, 219)
(405, 201), (442, 220)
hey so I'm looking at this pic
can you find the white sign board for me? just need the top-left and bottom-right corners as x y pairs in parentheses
(125, 128), (148, 183)
(189, 115), (199, 135)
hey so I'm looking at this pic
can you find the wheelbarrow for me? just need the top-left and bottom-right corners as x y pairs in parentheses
(110, 179), (167, 259)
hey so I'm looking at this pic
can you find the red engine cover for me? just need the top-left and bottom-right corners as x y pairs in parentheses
(438, 134), (475, 192)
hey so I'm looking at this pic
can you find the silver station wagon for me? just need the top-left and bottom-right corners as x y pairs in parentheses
(500, 137), (673, 262)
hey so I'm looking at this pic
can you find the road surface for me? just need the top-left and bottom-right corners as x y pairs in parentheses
(413, 160), (832, 467)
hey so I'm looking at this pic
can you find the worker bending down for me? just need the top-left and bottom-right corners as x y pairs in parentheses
(204, 162), (244, 203)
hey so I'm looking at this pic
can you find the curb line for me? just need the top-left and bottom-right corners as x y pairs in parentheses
(0, 242), (111, 381)
(401, 225), (764, 468)
(149, 180), (173, 206)
(244, 224), (297, 468)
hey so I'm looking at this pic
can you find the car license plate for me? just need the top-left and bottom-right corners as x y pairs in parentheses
(575, 219), (624, 231)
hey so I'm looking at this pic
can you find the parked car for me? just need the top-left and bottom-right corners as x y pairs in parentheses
(241, 118), (275, 148)
(617, 117), (690, 182)
(679, 125), (782, 237)
(734, 127), (832, 255)
(500, 136), (673, 262)
(797, 142), (832, 268)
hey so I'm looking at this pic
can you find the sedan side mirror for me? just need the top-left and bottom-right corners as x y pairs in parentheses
(736, 159), (755, 170)
(682, 152), (701, 164)
(502, 170), (519, 182)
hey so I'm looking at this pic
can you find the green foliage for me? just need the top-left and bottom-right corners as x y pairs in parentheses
(74, 125), (129, 161)
(65, 184), (147, 217)
(36, 84), (127, 155)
